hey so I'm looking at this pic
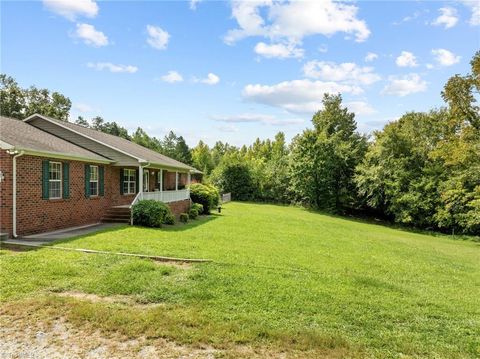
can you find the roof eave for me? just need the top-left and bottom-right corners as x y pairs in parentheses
(12, 147), (113, 164)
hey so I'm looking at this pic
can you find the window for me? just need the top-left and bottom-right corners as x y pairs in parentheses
(90, 165), (99, 196)
(49, 162), (62, 199)
(123, 169), (136, 194)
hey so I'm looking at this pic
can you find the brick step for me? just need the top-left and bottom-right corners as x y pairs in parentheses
(105, 209), (131, 214)
(101, 206), (132, 224)
(101, 218), (130, 223)
(102, 214), (131, 220)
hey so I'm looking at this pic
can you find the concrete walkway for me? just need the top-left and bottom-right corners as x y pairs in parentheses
(2, 223), (123, 246)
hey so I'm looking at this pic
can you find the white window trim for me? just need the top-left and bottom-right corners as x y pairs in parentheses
(49, 161), (62, 200)
(123, 169), (136, 195)
(90, 165), (99, 197)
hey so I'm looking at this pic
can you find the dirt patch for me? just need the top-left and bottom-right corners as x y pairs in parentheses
(53, 291), (163, 309)
(155, 261), (193, 270)
(0, 315), (220, 359)
(0, 310), (348, 358)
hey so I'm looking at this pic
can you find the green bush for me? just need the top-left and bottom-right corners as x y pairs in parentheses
(190, 183), (220, 214)
(164, 212), (175, 225)
(179, 213), (189, 223)
(212, 162), (256, 201)
(191, 202), (203, 214)
(132, 200), (172, 228)
(189, 207), (199, 219)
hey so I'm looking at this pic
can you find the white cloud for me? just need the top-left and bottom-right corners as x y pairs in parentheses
(216, 125), (239, 133)
(303, 61), (381, 85)
(43, 0), (98, 21)
(364, 52), (378, 62)
(190, 0), (201, 10)
(393, 10), (422, 25)
(161, 71), (183, 83)
(318, 44), (328, 53)
(74, 23), (108, 47)
(195, 73), (220, 85)
(146, 25), (170, 50)
(395, 51), (418, 67)
(431, 7), (459, 29)
(212, 113), (304, 126)
(87, 62), (138, 73)
(73, 103), (94, 113)
(345, 101), (376, 115)
(461, 0), (480, 25)
(254, 41), (304, 59)
(382, 74), (427, 97)
(242, 79), (363, 114)
(224, 0), (370, 57)
(432, 48), (461, 66)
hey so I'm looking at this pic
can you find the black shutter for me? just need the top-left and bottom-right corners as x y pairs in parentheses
(62, 162), (70, 199)
(135, 169), (139, 193)
(120, 169), (124, 195)
(42, 160), (49, 199)
(84, 164), (90, 198)
(99, 166), (105, 196)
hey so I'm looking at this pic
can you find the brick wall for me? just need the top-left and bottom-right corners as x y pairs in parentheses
(168, 199), (191, 216)
(0, 151), (13, 236)
(0, 151), (193, 237)
(0, 153), (140, 237)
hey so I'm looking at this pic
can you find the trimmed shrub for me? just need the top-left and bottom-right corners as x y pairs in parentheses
(132, 200), (172, 228)
(191, 202), (203, 214)
(164, 212), (175, 225)
(190, 183), (220, 214)
(189, 207), (199, 219)
(180, 213), (189, 223)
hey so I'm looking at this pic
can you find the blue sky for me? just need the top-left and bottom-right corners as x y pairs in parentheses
(2, 0), (479, 146)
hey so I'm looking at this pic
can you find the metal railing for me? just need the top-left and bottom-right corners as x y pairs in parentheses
(222, 193), (232, 203)
(132, 189), (190, 205)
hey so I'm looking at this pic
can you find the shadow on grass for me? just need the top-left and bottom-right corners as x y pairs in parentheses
(231, 200), (480, 243)
(302, 207), (480, 243)
(49, 214), (219, 247)
(161, 214), (220, 232)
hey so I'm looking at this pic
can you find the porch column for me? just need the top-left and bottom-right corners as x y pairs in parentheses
(138, 165), (143, 199)
(175, 171), (179, 191)
(160, 169), (163, 201)
(187, 172), (191, 186)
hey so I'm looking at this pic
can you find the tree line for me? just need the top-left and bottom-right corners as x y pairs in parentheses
(1, 51), (478, 235)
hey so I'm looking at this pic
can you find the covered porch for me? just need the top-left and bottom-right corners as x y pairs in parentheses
(134, 167), (193, 204)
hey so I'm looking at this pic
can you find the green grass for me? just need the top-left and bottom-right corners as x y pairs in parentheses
(1, 202), (479, 357)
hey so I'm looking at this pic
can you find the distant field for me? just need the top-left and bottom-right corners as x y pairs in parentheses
(1, 202), (479, 358)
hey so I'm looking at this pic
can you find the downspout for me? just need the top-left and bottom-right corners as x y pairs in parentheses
(11, 150), (25, 238)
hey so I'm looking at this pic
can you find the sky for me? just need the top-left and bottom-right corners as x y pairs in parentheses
(1, 0), (479, 146)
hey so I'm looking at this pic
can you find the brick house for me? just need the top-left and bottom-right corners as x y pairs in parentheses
(0, 114), (200, 238)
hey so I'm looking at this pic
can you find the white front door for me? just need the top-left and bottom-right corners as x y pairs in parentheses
(143, 169), (149, 192)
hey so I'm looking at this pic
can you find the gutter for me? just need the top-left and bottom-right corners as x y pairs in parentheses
(7, 149), (25, 238)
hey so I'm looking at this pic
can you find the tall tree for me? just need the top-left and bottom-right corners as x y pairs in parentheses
(75, 116), (89, 127)
(0, 74), (25, 119)
(0, 74), (71, 120)
(174, 135), (193, 165)
(192, 140), (214, 174)
(290, 94), (367, 211)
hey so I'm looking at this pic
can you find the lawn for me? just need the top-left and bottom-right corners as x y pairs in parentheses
(1, 202), (479, 358)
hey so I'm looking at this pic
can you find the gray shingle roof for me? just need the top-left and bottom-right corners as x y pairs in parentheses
(0, 116), (110, 162)
(27, 115), (197, 171)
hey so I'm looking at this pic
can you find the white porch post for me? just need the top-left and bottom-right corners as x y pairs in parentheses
(187, 172), (191, 186)
(160, 169), (163, 201)
(175, 171), (179, 191)
(138, 165), (143, 199)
